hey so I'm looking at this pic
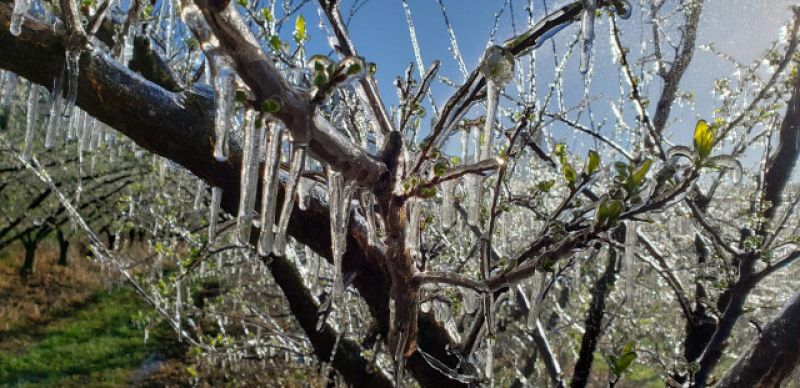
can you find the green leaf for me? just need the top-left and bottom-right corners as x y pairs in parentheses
(293, 15), (306, 43)
(420, 187), (437, 199)
(631, 159), (652, 185)
(536, 180), (555, 192)
(269, 35), (283, 52)
(554, 143), (567, 159)
(596, 198), (624, 227)
(433, 161), (447, 177)
(614, 351), (637, 375)
(235, 90), (247, 103)
(261, 8), (273, 21)
(585, 150), (600, 175)
(614, 161), (628, 177)
(261, 97), (282, 113)
(693, 120), (716, 160)
(563, 163), (577, 185)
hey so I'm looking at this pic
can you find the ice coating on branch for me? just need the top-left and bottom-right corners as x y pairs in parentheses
(10, 0), (30, 36)
(401, 0), (426, 79)
(193, 180), (205, 210)
(480, 82), (498, 162)
(212, 66), (235, 161)
(579, 0), (597, 74)
(465, 127), (481, 226)
(405, 198), (421, 258)
(272, 144), (306, 256)
(361, 191), (378, 247)
(208, 186), (222, 242)
(22, 84), (40, 162)
(485, 336), (495, 386)
(463, 289), (479, 314)
(327, 169), (354, 304)
(297, 177), (314, 211)
(441, 180), (456, 229)
(257, 125), (283, 256)
(479, 45), (514, 85)
(526, 272), (545, 330)
(45, 67), (66, 149)
(624, 221), (636, 304)
(236, 111), (262, 245)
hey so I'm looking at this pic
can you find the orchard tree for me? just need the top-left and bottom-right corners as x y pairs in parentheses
(1, 0), (800, 386)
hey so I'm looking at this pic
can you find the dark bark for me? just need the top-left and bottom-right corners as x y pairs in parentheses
(717, 289), (800, 387)
(763, 64), (800, 221)
(56, 228), (69, 266)
(570, 228), (621, 388)
(267, 253), (393, 388)
(20, 236), (38, 278)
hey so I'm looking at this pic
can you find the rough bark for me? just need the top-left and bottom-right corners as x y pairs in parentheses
(716, 289), (800, 387)
(570, 231), (621, 388)
(0, 6), (462, 386)
(763, 67), (800, 221)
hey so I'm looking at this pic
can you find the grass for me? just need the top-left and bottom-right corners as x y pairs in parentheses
(0, 287), (157, 387)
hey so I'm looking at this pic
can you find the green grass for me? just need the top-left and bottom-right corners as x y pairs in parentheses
(0, 287), (156, 387)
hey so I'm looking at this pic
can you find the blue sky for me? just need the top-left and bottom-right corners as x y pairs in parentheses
(274, 0), (797, 160)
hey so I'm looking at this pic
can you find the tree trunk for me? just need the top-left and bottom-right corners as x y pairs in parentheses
(56, 228), (69, 266)
(570, 227), (622, 388)
(20, 239), (37, 279)
(717, 289), (800, 387)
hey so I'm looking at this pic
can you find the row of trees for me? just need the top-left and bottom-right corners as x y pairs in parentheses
(1, 0), (799, 386)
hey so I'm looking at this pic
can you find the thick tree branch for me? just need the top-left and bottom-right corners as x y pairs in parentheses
(717, 289), (800, 387)
(190, 0), (387, 188)
(0, 7), (465, 386)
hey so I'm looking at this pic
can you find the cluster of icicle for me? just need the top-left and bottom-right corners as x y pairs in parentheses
(205, 57), (379, 322)
(1, 55), (110, 167)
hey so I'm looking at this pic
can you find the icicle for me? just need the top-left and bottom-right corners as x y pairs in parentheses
(208, 186), (222, 242)
(10, 0), (30, 36)
(526, 272), (545, 330)
(257, 124), (283, 257)
(467, 45), (513, 227)
(297, 177), (313, 211)
(326, 169), (354, 303)
(21, 84), (40, 162)
(193, 180), (205, 210)
(467, 128), (481, 226)
(212, 66), (235, 161)
(62, 50), (81, 121)
(401, 0), (426, 80)
(441, 180), (456, 229)
(175, 275), (182, 338)
(480, 80), (498, 161)
(272, 144), (306, 256)
(624, 220), (636, 304)
(579, 0), (597, 74)
(405, 198), (421, 259)
(463, 289), (479, 314)
(485, 336), (495, 387)
(45, 66), (66, 149)
(361, 191), (378, 247)
(236, 110), (262, 246)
